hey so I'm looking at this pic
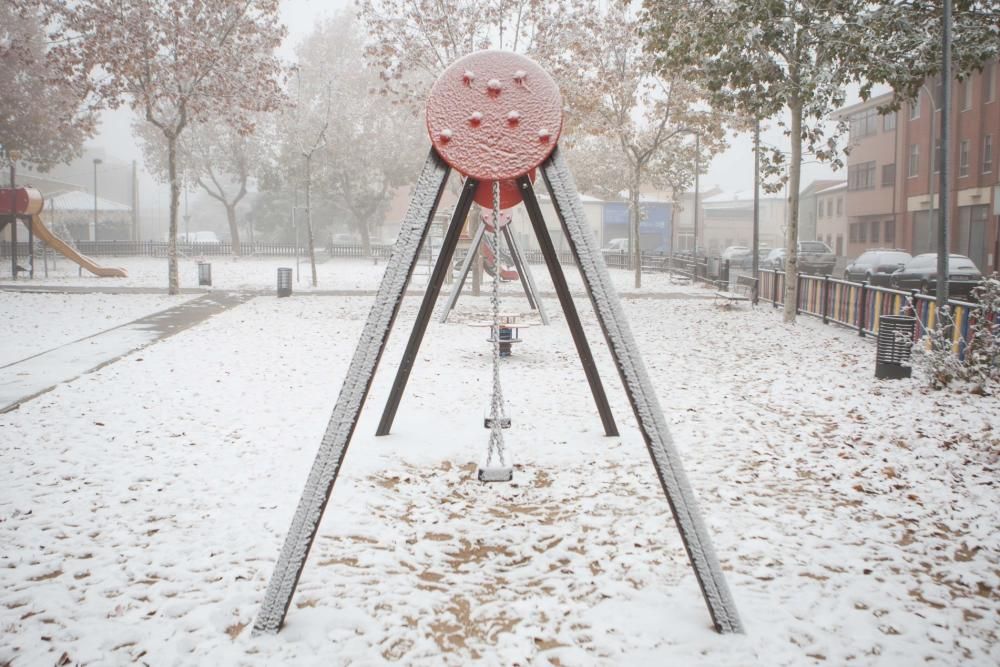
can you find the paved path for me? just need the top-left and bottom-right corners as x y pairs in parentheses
(0, 292), (253, 413)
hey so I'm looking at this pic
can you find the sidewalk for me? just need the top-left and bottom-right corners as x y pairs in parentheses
(0, 291), (253, 413)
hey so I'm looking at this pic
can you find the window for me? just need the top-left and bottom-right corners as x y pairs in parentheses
(849, 223), (858, 243)
(826, 200), (833, 217)
(985, 135), (993, 173)
(883, 112), (896, 131)
(817, 199), (824, 218)
(870, 220), (880, 243)
(858, 222), (868, 243)
(961, 79), (972, 111)
(909, 93), (920, 120)
(884, 220), (896, 245)
(934, 141), (942, 173)
(908, 144), (919, 177)
(959, 139), (970, 177)
(848, 161), (876, 190)
(882, 163), (896, 187)
(836, 197), (843, 216)
(850, 108), (879, 138)
(985, 62), (995, 103)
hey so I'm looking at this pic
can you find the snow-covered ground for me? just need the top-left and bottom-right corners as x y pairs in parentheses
(1, 291), (996, 665)
(0, 254), (709, 297)
(0, 292), (194, 367)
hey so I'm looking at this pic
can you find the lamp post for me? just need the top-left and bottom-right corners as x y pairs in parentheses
(693, 132), (700, 256)
(92, 158), (102, 242)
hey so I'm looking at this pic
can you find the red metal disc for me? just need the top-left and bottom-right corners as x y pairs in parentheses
(473, 169), (535, 209)
(426, 51), (563, 181)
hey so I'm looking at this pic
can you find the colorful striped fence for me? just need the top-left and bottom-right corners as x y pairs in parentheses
(759, 269), (982, 358)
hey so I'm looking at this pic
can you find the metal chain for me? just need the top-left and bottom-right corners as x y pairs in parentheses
(486, 180), (506, 469)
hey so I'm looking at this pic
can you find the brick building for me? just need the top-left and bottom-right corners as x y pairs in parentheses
(838, 59), (999, 272)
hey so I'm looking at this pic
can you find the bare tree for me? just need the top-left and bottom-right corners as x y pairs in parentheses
(51, 0), (286, 294)
(546, 4), (730, 288)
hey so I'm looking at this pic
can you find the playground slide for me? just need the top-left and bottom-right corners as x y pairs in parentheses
(480, 237), (518, 281)
(29, 214), (128, 278)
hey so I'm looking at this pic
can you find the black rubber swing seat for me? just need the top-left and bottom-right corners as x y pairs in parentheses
(477, 465), (514, 483)
(483, 415), (511, 429)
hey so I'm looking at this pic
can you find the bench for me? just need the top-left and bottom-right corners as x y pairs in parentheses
(714, 274), (758, 306)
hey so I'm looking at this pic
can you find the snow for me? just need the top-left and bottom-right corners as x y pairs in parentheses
(2, 192), (997, 661)
(0, 292), (193, 367)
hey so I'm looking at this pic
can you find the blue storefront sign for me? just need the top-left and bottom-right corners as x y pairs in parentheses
(602, 202), (672, 251)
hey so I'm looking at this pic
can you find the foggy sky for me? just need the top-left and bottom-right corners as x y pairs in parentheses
(86, 0), (840, 230)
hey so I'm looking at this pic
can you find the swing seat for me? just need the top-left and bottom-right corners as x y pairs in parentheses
(477, 465), (513, 483)
(483, 415), (511, 429)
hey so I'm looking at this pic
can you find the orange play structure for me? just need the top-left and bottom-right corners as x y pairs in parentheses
(1, 187), (127, 278)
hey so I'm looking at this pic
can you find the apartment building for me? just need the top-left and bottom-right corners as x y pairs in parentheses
(798, 178), (842, 242)
(814, 182), (848, 257)
(838, 59), (999, 272)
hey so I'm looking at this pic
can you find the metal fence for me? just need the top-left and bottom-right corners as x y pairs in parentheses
(758, 269), (988, 358)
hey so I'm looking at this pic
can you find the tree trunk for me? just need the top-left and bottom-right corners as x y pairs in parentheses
(226, 204), (242, 256)
(167, 135), (180, 295)
(357, 220), (372, 256)
(783, 99), (803, 324)
(631, 172), (642, 289)
(305, 154), (318, 287)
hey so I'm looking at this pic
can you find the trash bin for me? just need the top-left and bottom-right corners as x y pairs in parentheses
(197, 261), (212, 286)
(875, 315), (915, 379)
(277, 267), (293, 298)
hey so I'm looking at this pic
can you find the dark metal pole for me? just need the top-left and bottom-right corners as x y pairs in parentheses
(936, 0), (952, 307)
(92, 158), (101, 242)
(10, 160), (16, 280)
(752, 120), (761, 303)
(518, 174), (618, 437)
(376, 176), (478, 436)
(694, 133), (700, 256)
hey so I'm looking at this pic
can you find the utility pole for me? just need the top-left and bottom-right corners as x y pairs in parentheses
(936, 0), (952, 308)
(752, 120), (761, 303)
(92, 158), (102, 242)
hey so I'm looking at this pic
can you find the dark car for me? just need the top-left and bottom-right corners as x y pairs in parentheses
(844, 249), (912, 285)
(760, 242), (835, 274)
(890, 253), (983, 299)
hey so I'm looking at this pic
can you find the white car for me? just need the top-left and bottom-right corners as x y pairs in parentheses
(603, 238), (629, 252)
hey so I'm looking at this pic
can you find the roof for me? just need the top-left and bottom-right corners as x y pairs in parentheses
(835, 91), (894, 119)
(44, 191), (132, 213)
(816, 182), (847, 194)
(701, 190), (784, 206)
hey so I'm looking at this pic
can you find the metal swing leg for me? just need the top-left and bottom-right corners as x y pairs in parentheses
(439, 220), (487, 323)
(502, 224), (550, 325)
(517, 175), (619, 438)
(376, 177), (479, 436)
(253, 150), (452, 635)
(540, 146), (743, 635)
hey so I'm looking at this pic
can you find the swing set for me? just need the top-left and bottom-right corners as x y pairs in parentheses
(253, 51), (743, 637)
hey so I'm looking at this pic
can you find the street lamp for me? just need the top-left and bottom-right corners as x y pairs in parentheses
(92, 158), (102, 242)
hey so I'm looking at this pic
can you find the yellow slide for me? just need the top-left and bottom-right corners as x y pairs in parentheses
(30, 214), (128, 278)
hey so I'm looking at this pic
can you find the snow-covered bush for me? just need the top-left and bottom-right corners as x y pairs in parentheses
(964, 274), (1000, 394)
(912, 275), (1000, 393)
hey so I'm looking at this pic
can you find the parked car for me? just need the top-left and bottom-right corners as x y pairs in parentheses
(798, 240), (836, 274)
(759, 242), (835, 274)
(762, 247), (786, 270)
(890, 253), (983, 299)
(603, 237), (629, 252)
(179, 231), (221, 244)
(721, 245), (750, 262)
(844, 249), (912, 285)
(735, 247), (771, 269)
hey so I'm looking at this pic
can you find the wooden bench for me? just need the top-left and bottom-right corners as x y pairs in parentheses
(714, 274), (758, 306)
